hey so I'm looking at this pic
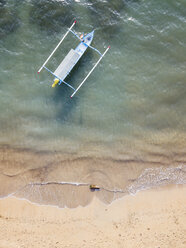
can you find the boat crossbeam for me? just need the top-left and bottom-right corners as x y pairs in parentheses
(43, 66), (75, 91)
(69, 29), (102, 56)
(71, 45), (110, 98)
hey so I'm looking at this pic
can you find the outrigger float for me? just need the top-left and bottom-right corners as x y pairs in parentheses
(38, 20), (110, 98)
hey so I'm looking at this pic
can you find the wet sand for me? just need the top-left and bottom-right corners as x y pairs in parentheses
(1, 146), (186, 208)
(0, 185), (185, 248)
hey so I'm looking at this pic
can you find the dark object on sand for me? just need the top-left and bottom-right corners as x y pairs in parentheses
(90, 184), (100, 191)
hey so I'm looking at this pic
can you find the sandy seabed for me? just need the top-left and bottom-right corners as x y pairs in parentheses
(0, 185), (185, 248)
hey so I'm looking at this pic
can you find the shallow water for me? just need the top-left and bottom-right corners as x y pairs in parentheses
(0, 0), (186, 207)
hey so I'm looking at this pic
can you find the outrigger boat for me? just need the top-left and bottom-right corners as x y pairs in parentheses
(38, 20), (110, 97)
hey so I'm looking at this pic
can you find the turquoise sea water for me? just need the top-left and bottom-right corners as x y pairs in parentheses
(0, 0), (186, 206)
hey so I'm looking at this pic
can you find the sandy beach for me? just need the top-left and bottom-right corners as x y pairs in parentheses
(0, 185), (185, 248)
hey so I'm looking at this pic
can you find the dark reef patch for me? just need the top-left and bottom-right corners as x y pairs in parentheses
(0, 1), (21, 39)
(87, 0), (125, 40)
(29, 0), (75, 34)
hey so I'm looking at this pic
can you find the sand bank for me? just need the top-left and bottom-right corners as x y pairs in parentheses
(0, 185), (185, 248)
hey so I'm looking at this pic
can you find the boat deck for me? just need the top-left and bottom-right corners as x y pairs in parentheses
(54, 49), (80, 80)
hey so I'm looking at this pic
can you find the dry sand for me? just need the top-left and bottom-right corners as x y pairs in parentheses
(0, 185), (185, 248)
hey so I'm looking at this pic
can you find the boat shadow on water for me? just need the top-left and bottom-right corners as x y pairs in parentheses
(52, 83), (77, 123)
(52, 51), (93, 123)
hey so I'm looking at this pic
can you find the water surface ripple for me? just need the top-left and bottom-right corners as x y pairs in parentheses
(0, 0), (186, 207)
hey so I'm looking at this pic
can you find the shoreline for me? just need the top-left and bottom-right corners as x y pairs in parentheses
(0, 184), (186, 247)
(1, 146), (185, 207)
